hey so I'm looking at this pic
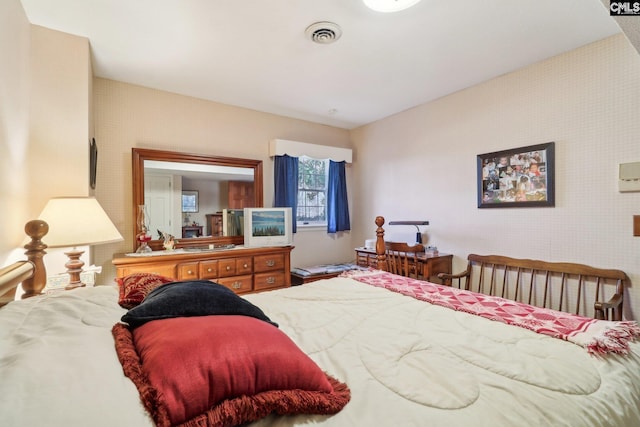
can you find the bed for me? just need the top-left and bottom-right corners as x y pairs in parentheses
(1, 217), (640, 427)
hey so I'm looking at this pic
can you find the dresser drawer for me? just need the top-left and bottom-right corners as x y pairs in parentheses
(236, 257), (253, 275)
(199, 260), (218, 279)
(177, 262), (199, 281)
(218, 257), (252, 277)
(254, 271), (287, 291)
(217, 275), (253, 294)
(117, 264), (177, 279)
(253, 254), (285, 273)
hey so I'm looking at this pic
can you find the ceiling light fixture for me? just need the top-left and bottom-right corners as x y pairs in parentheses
(305, 22), (342, 44)
(363, 0), (422, 13)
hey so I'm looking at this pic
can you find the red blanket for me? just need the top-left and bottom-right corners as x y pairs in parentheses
(343, 270), (640, 355)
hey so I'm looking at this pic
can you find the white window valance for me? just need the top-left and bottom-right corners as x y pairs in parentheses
(269, 139), (352, 163)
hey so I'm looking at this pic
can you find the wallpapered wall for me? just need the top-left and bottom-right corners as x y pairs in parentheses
(0, 0), (31, 263)
(91, 78), (354, 281)
(351, 34), (640, 319)
(1, 1), (92, 270)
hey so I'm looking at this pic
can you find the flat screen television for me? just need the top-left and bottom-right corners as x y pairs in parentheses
(243, 207), (293, 247)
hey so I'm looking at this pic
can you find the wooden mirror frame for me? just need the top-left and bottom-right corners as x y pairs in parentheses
(132, 148), (263, 250)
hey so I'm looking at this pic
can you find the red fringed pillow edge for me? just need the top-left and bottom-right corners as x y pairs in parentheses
(183, 376), (350, 427)
(111, 323), (351, 427)
(112, 323), (173, 427)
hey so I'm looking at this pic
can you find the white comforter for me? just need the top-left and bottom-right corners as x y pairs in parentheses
(1, 278), (639, 427)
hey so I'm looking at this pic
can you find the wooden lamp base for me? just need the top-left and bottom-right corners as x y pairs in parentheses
(64, 248), (87, 290)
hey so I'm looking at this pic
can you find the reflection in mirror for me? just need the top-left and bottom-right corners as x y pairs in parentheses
(132, 148), (263, 250)
(181, 190), (199, 213)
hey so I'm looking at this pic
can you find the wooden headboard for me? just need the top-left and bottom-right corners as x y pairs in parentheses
(0, 261), (34, 306)
(0, 219), (50, 306)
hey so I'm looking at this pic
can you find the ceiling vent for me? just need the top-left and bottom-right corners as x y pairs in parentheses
(305, 22), (342, 44)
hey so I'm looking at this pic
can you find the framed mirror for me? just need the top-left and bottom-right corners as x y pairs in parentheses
(132, 148), (263, 250)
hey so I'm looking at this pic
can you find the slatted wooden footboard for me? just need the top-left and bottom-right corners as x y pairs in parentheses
(437, 254), (627, 321)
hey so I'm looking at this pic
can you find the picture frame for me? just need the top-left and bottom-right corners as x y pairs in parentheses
(181, 190), (199, 213)
(89, 138), (98, 189)
(477, 142), (555, 208)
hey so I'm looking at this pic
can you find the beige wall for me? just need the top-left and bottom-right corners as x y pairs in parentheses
(351, 34), (640, 319)
(0, 1), (91, 269)
(0, 0), (31, 264)
(29, 25), (92, 207)
(92, 79), (354, 281)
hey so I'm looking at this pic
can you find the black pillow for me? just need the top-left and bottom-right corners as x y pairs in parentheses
(121, 280), (277, 329)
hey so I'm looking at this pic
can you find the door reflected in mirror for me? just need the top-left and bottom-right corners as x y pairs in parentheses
(132, 148), (263, 250)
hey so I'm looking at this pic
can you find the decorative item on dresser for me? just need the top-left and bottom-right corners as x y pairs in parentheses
(112, 245), (293, 294)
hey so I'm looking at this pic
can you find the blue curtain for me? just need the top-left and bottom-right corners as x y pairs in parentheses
(327, 160), (350, 233)
(273, 155), (298, 233)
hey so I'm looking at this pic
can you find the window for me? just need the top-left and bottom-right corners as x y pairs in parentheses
(297, 156), (328, 226)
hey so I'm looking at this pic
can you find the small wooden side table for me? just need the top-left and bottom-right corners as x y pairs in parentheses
(290, 271), (343, 285)
(354, 247), (453, 284)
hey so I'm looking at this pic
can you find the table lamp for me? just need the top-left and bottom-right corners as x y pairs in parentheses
(38, 197), (123, 289)
(388, 220), (429, 244)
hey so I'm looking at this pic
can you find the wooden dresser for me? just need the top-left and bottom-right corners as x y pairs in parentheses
(113, 246), (293, 295)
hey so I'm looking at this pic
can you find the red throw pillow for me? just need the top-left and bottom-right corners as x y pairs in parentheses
(112, 315), (350, 427)
(115, 273), (175, 309)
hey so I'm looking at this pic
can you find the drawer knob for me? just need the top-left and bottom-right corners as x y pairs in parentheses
(266, 277), (275, 284)
(226, 266), (231, 271)
(243, 263), (248, 268)
(187, 270), (193, 275)
(266, 260), (275, 267)
(207, 268), (212, 272)
(232, 282), (241, 289)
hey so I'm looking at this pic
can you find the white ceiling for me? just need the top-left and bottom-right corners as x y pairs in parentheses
(20, 0), (622, 130)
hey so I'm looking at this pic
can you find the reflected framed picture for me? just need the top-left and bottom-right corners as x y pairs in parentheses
(477, 142), (555, 208)
(181, 190), (199, 213)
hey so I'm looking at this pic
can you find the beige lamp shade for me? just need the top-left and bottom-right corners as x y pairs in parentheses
(38, 197), (124, 248)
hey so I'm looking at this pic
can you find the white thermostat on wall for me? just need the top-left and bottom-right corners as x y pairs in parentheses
(619, 162), (640, 192)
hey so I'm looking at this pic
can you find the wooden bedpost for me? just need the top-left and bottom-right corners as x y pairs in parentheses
(375, 216), (387, 272)
(22, 220), (48, 299)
